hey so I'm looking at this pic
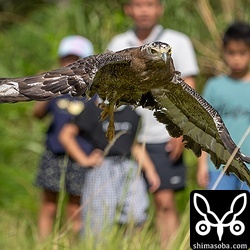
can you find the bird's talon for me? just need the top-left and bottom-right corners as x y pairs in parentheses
(106, 124), (115, 142)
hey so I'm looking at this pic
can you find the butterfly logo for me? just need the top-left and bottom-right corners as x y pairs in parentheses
(193, 193), (247, 241)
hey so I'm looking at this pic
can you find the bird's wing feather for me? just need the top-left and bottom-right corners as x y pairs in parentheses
(151, 73), (250, 185)
(0, 51), (132, 103)
(0, 41), (249, 185)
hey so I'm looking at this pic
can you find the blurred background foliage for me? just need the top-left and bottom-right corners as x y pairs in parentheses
(0, 0), (250, 249)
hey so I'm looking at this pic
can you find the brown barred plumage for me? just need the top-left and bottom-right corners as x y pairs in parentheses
(0, 41), (249, 185)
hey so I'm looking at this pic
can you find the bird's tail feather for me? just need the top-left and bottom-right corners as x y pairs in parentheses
(240, 153), (250, 164)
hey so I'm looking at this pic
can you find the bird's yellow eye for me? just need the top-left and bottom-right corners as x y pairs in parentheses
(150, 48), (158, 54)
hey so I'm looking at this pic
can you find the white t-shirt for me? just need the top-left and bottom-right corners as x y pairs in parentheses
(107, 25), (199, 143)
(107, 25), (199, 78)
(135, 107), (170, 144)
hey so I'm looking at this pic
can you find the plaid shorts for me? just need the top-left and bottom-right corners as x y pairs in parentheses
(81, 156), (149, 235)
(35, 149), (86, 196)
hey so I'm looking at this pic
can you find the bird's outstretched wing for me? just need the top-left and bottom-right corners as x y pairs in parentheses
(0, 41), (249, 185)
(147, 72), (250, 185)
(0, 51), (132, 103)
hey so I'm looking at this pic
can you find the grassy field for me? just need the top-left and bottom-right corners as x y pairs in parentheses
(0, 0), (250, 249)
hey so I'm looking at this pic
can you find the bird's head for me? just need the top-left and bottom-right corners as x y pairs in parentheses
(141, 41), (172, 63)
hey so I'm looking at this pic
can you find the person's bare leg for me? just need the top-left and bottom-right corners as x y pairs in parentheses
(66, 195), (82, 235)
(38, 190), (58, 241)
(153, 189), (179, 249)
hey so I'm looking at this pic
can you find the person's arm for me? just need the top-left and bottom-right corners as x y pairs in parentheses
(131, 143), (160, 193)
(33, 101), (50, 119)
(165, 136), (184, 162)
(59, 123), (103, 167)
(197, 151), (209, 188)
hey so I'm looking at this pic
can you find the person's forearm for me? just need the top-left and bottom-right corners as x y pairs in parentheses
(198, 151), (208, 170)
(59, 124), (90, 167)
(131, 143), (157, 174)
(132, 143), (160, 192)
(197, 151), (209, 188)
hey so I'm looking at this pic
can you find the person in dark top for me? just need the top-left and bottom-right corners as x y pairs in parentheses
(59, 97), (160, 236)
(34, 35), (95, 240)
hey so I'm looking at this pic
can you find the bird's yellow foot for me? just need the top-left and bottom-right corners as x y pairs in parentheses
(106, 120), (115, 142)
(100, 105), (110, 120)
(100, 103), (115, 142)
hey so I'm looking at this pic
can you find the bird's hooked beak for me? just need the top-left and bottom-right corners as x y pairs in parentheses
(161, 46), (172, 63)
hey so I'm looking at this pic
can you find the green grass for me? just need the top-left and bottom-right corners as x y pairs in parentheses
(0, 145), (198, 250)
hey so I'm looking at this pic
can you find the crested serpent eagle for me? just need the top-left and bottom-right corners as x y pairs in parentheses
(0, 41), (249, 185)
